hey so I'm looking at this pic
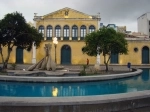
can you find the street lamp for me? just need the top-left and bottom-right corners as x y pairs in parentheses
(53, 37), (58, 63)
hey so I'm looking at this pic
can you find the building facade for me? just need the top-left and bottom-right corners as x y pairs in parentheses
(106, 24), (126, 33)
(33, 7), (100, 65)
(138, 12), (150, 38)
(1, 8), (150, 66)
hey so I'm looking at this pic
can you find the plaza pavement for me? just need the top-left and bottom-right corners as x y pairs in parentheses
(5, 64), (150, 71)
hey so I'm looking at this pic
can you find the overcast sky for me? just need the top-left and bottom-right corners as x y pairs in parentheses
(0, 0), (150, 32)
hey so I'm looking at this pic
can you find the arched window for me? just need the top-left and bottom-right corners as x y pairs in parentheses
(80, 25), (86, 40)
(72, 25), (78, 40)
(55, 25), (61, 40)
(38, 25), (44, 39)
(89, 25), (95, 33)
(63, 25), (69, 40)
(47, 25), (52, 40)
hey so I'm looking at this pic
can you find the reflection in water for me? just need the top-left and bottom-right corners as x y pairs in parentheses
(0, 68), (150, 97)
(52, 87), (58, 97)
(127, 88), (137, 92)
(141, 68), (150, 81)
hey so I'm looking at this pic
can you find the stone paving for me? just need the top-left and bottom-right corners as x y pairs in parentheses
(5, 64), (150, 72)
(1, 69), (142, 83)
(6, 64), (130, 77)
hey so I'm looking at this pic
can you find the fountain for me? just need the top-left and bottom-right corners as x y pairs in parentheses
(27, 43), (56, 71)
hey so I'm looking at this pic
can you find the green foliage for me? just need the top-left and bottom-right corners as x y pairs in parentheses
(79, 64), (88, 76)
(0, 12), (43, 69)
(89, 67), (99, 74)
(82, 31), (100, 56)
(0, 71), (7, 75)
(82, 27), (128, 56)
(82, 26), (128, 72)
(0, 12), (42, 50)
(10, 63), (17, 70)
(82, 64), (88, 71)
(79, 70), (86, 76)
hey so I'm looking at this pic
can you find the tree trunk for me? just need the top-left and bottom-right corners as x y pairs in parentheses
(105, 63), (108, 72)
(0, 46), (4, 65)
(103, 55), (108, 72)
(104, 54), (111, 72)
(3, 47), (12, 69)
(0, 45), (5, 71)
(3, 62), (7, 69)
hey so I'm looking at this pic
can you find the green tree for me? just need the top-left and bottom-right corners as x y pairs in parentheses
(82, 26), (128, 72)
(0, 12), (42, 69)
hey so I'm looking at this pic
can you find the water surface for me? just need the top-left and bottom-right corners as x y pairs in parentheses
(0, 68), (149, 97)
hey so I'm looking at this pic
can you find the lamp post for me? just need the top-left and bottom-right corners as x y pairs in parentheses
(53, 37), (58, 63)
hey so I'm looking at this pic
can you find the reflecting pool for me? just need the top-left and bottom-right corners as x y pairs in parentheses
(0, 68), (149, 97)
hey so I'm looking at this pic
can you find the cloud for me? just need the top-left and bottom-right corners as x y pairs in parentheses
(0, 0), (150, 32)
(77, 0), (150, 31)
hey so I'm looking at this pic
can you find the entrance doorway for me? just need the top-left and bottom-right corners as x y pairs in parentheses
(16, 47), (23, 64)
(142, 46), (149, 64)
(61, 45), (71, 64)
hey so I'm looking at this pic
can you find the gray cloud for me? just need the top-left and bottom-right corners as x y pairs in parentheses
(77, 0), (150, 31)
(0, 0), (150, 32)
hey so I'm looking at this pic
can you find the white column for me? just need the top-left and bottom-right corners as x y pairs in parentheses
(94, 46), (100, 70)
(32, 42), (36, 64)
(32, 17), (37, 64)
(96, 54), (100, 65)
(96, 46), (100, 65)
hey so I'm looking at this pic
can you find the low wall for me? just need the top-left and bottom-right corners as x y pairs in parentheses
(0, 68), (149, 112)
(0, 90), (150, 112)
(0, 69), (142, 82)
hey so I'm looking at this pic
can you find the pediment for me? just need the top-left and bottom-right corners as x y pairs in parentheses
(43, 7), (92, 19)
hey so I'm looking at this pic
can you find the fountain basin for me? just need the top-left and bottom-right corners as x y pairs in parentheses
(0, 68), (149, 112)
(0, 69), (142, 82)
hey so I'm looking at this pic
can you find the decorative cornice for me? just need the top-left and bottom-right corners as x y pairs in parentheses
(34, 16), (100, 21)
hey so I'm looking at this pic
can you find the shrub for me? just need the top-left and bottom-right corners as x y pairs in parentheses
(79, 64), (89, 76)
(79, 70), (86, 76)
(82, 64), (88, 71)
(89, 66), (99, 74)
(11, 63), (17, 70)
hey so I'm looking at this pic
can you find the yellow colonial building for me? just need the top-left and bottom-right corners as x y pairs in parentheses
(1, 7), (150, 66)
(33, 7), (100, 65)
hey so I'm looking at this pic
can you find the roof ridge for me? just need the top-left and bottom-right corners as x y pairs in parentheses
(43, 7), (91, 17)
